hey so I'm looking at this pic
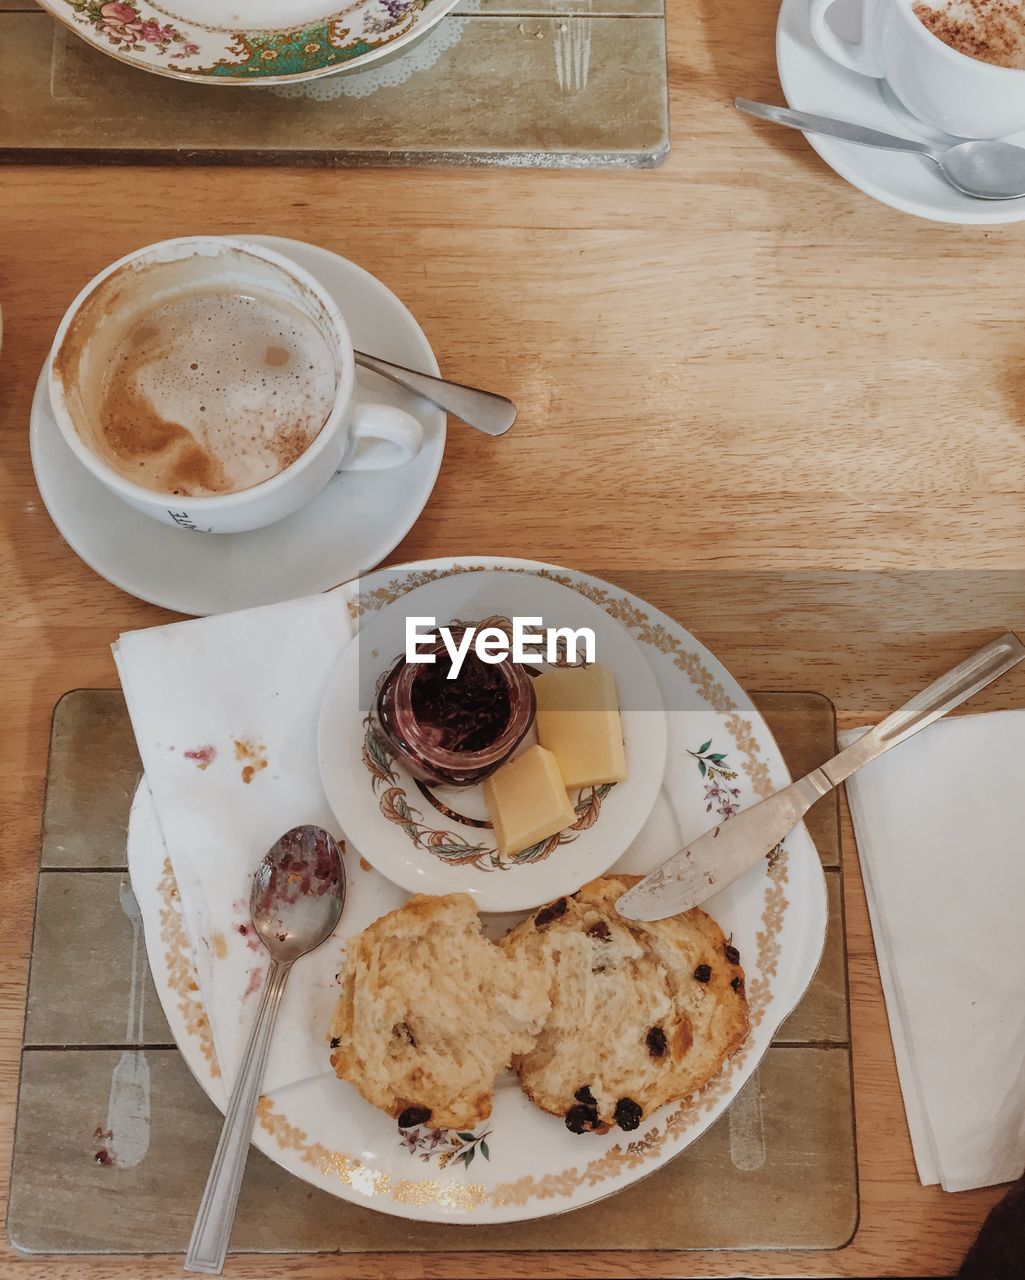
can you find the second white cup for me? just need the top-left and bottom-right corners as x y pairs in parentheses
(810, 0), (1025, 139)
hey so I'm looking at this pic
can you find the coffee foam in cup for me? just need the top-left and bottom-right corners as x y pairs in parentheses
(914, 0), (1025, 69)
(53, 250), (339, 498)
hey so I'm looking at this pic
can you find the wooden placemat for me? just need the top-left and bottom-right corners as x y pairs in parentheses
(0, 0), (668, 167)
(7, 688), (856, 1255)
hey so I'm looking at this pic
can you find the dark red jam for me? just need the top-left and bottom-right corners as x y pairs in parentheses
(410, 653), (511, 754)
(375, 627), (535, 787)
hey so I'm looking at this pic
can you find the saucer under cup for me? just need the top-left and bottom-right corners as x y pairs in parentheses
(777, 0), (1025, 222)
(29, 236), (446, 614)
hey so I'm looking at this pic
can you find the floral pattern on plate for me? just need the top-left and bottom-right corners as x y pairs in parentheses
(690, 737), (742, 819)
(362, 713), (615, 871)
(399, 1121), (492, 1167)
(48, 0), (457, 84)
(68, 0), (199, 56)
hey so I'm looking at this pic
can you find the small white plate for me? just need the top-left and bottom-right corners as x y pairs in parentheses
(29, 236), (446, 616)
(776, 0), (1025, 223)
(318, 569), (668, 912)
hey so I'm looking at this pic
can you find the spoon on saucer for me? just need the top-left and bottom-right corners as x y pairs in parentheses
(185, 825), (345, 1275)
(354, 350), (517, 436)
(736, 98), (1025, 201)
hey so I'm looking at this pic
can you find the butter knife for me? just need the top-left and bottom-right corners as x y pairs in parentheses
(616, 632), (1025, 922)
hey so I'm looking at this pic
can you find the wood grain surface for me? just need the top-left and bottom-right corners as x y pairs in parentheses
(2, 0), (1025, 1271)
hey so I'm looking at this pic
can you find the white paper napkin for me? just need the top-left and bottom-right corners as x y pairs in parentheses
(841, 710), (1025, 1192)
(114, 592), (356, 1094)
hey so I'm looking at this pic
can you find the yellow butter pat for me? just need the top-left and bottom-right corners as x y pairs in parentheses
(533, 664), (627, 788)
(483, 745), (576, 858)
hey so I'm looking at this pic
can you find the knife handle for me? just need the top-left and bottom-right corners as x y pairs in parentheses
(821, 632), (1025, 786)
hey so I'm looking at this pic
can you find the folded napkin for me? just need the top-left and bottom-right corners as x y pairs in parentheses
(841, 710), (1025, 1192)
(114, 592), (395, 1095)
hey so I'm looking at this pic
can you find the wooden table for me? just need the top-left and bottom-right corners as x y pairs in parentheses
(2, 0), (1025, 1272)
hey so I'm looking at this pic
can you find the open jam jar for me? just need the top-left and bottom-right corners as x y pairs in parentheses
(375, 627), (535, 787)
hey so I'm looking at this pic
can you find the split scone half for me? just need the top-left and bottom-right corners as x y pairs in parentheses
(329, 892), (550, 1131)
(500, 875), (750, 1134)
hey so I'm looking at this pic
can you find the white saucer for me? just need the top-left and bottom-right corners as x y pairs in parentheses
(776, 0), (1025, 223)
(29, 236), (446, 616)
(318, 570), (668, 913)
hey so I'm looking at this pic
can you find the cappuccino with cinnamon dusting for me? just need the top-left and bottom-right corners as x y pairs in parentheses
(914, 0), (1025, 69)
(53, 251), (338, 498)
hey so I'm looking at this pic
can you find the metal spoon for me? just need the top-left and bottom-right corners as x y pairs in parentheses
(185, 825), (345, 1275)
(354, 350), (517, 436)
(736, 97), (1025, 201)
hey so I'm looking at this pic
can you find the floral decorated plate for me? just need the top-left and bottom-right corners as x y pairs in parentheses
(317, 569), (668, 913)
(41, 0), (459, 85)
(127, 557), (827, 1224)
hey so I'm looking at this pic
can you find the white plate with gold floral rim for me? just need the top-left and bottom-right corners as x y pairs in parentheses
(126, 557), (827, 1224)
(40, 0), (459, 86)
(318, 570), (668, 913)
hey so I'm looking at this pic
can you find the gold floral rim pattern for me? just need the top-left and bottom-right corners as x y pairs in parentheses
(157, 857), (220, 1078)
(154, 563), (795, 1213)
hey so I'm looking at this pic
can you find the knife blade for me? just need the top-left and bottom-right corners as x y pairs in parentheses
(616, 631), (1025, 922)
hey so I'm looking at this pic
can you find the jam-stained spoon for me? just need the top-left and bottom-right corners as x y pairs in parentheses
(185, 826), (345, 1275)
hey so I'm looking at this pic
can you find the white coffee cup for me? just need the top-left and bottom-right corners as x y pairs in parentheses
(810, 0), (1025, 139)
(48, 236), (424, 535)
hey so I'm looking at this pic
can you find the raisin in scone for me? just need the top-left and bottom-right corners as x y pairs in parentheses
(500, 875), (749, 1134)
(329, 893), (550, 1130)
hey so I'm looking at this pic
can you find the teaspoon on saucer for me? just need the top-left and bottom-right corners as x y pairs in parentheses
(185, 825), (345, 1275)
(355, 350), (517, 436)
(736, 97), (1025, 201)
